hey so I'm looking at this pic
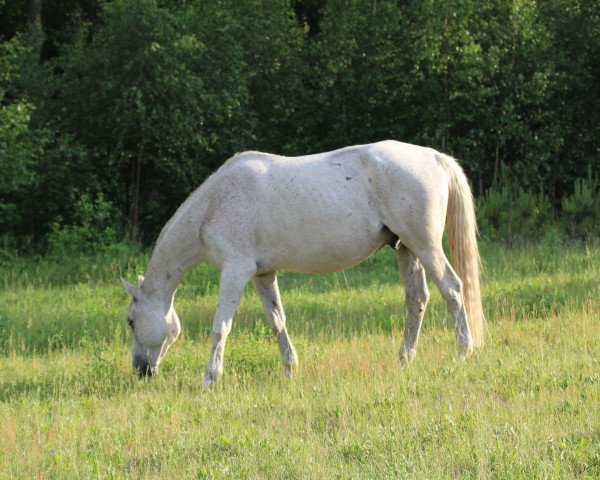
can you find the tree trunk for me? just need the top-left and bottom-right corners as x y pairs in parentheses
(80, 0), (98, 22)
(492, 141), (500, 186)
(128, 146), (143, 244)
(28, 0), (42, 25)
(127, 59), (150, 245)
(442, 14), (450, 149)
(478, 173), (483, 197)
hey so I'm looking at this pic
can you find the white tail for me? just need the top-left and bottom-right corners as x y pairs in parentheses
(437, 153), (485, 347)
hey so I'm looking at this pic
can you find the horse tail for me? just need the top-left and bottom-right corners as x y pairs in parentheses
(436, 153), (485, 347)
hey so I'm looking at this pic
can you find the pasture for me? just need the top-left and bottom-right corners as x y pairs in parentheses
(0, 241), (599, 478)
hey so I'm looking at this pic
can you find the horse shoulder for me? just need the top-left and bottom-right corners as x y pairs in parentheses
(222, 151), (274, 173)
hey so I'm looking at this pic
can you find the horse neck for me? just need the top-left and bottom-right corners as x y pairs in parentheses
(141, 218), (202, 307)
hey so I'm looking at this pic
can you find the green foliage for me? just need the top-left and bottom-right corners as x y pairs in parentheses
(47, 193), (127, 257)
(39, 0), (306, 242)
(476, 163), (599, 243)
(53, 0), (217, 241)
(477, 183), (553, 244)
(0, 0), (28, 42)
(0, 100), (33, 230)
(537, 0), (600, 193)
(0, 34), (41, 233)
(0, 0), (599, 249)
(561, 168), (600, 239)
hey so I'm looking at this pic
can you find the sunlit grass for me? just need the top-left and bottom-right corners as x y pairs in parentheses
(0, 242), (598, 478)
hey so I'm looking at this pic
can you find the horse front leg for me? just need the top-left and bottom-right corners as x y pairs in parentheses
(203, 262), (255, 387)
(396, 247), (430, 364)
(253, 272), (299, 378)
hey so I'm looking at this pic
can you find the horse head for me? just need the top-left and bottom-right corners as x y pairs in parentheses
(121, 276), (181, 377)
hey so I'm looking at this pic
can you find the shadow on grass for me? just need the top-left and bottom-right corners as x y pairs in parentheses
(0, 339), (286, 402)
(0, 355), (138, 402)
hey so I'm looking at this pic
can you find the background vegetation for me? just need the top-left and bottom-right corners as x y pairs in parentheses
(1, 0), (598, 251)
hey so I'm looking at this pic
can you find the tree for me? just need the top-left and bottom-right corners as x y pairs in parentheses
(0, 34), (43, 238)
(51, 0), (259, 242)
(539, 0), (600, 195)
(1, 0), (599, 248)
(225, 0), (307, 155)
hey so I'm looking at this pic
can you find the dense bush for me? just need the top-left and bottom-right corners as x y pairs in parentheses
(476, 169), (599, 243)
(560, 169), (600, 240)
(0, 32), (42, 237)
(477, 185), (552, 244)
(47, 193), (127, 257)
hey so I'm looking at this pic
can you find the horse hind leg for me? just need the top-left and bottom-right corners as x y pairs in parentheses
(412, 245), (473, 358)
(395, 246), (430, 364)
(203, 260), (256, 387)
(253, 272), (299, 378)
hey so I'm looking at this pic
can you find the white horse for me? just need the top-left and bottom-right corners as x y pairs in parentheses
(121, 140), (484, 386)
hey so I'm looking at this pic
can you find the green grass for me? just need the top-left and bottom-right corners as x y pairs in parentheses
(0, 241), (599, 478)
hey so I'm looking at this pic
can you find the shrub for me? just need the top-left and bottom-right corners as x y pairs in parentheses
(47, 193), (127, 257)
(477, 183), (553, 244)
(561, 168), (600, 240)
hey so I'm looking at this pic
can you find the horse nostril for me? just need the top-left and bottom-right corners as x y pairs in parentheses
(133, 356), (153, 378)
(135, 364), (153, 378)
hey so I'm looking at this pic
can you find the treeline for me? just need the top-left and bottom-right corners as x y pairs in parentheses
(1, 0), (598, 251)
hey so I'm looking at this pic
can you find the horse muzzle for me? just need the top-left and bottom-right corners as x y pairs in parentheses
(133, 356), (158, 378)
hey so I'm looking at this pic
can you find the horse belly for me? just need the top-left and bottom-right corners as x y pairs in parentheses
(274, 243), (386, 274)
(258, 200), (389, 274)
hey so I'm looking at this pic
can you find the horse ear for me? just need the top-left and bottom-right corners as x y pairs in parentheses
(121, 277), (138, 299)
(137, 275), (145, 287)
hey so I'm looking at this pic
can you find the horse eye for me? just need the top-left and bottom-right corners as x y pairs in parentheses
(127, 317), (134, 329)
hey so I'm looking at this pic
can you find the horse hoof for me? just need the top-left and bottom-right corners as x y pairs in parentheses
(456, 344), (474, 361)
(202, 370), (221, 388)
(399, 347), (416, 366)
(283, 362), (299, 379)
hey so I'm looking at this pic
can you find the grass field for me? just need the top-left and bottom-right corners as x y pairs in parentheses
(0, 241), (599, 478)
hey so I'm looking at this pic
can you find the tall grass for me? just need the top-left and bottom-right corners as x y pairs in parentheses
(1, 239), (597, 353)
(0, 241), (598, 478)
